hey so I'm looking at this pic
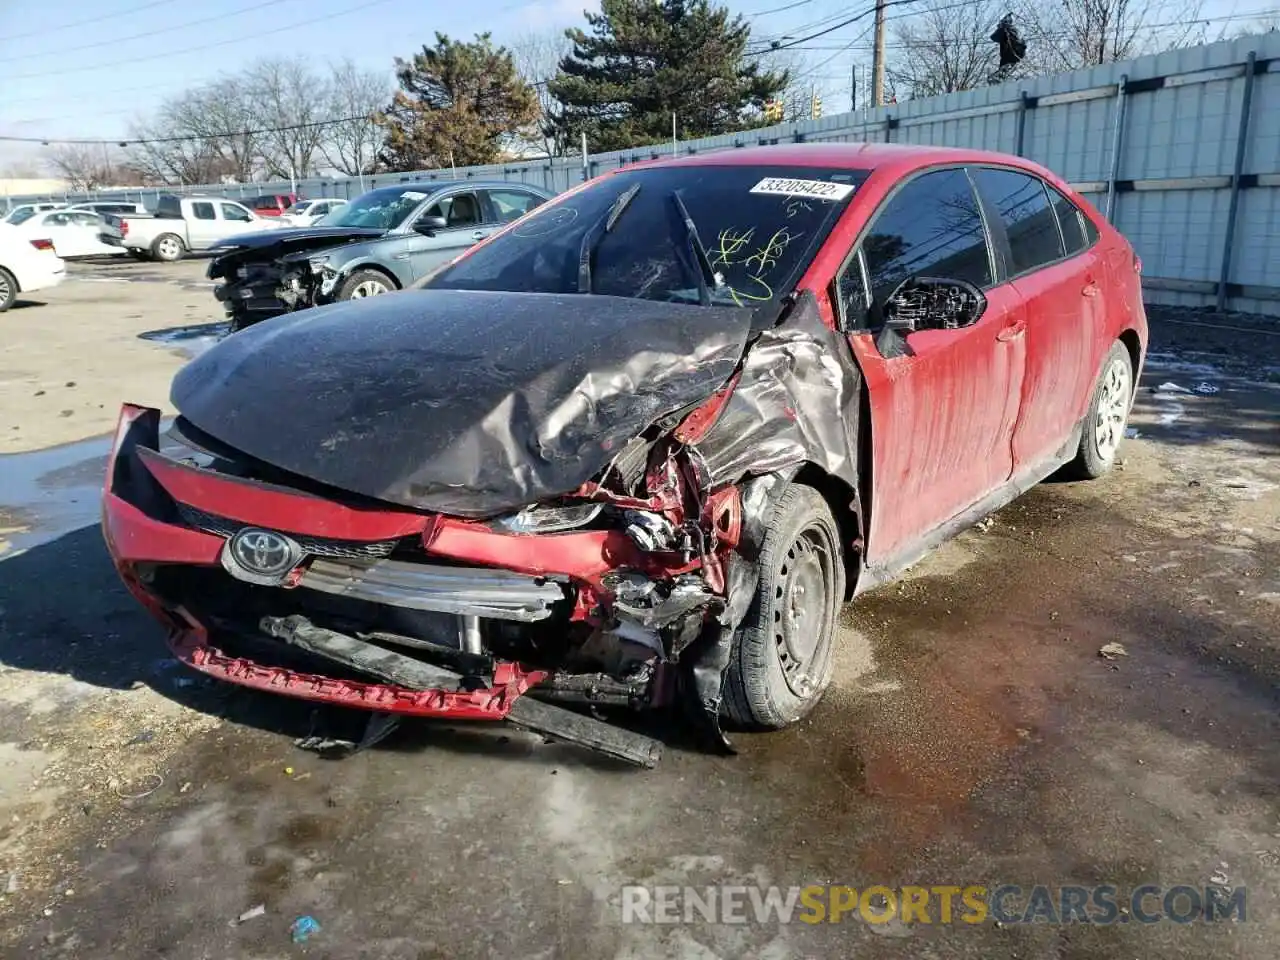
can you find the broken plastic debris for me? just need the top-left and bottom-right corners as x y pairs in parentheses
(1210, 864), (1230, 886)
(290, 915), (320, 943)
(231, 904), (266, 926)
(1194, 382), (1219, 394)
(1155, 382), (1190, 393)
(294, 735), (357, 756)
(1099, 642), (1129, 660)
(974, 516), (995, 532)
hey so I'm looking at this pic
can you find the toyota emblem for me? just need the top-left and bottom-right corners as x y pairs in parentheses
(222, 527), (302, 585)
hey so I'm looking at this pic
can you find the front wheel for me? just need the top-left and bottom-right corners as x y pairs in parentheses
(337, 269), (394, 301)
(723, 484), (845, 730)
(1067, 341), (1134, 480)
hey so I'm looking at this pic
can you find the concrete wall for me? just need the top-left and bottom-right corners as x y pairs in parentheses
(18, 32), (1280, 315)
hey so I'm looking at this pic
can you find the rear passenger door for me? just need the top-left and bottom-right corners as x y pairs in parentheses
(969, 167), (1101, 474)
(838, 167), (1027, 565)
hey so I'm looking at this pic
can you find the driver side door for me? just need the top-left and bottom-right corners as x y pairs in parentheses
(839, 167), (1028, 568)
(403, 191), (491, 279)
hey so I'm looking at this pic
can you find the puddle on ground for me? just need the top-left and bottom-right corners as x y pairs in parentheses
(138, 322), (228, 360)
(0, 427), (178, 554)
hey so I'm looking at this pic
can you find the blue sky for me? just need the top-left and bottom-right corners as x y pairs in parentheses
(1, 0), (1275, 170)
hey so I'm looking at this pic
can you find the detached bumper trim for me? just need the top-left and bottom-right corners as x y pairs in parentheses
(299, 557), (566, 622)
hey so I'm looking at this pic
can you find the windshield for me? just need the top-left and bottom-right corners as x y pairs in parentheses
(427, 165), (866, 306)
(316, 188), (428, 229)
(6, 208), (37, 225)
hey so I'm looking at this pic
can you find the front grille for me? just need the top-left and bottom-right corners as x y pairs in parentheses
(177, 504), (400, 560)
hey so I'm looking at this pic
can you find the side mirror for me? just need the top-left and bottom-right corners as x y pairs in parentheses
(414, 215), (448, 236)
(875, 276), (986, 358)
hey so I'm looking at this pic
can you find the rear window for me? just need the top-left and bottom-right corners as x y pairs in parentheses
(429, 165), (867, 306)
(972, 168), (1064, 274)
(1047, 185), (1087, 255)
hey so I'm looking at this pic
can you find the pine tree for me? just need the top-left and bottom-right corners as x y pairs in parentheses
(547, 0), (788, 153)
(378, 33), (539, 171)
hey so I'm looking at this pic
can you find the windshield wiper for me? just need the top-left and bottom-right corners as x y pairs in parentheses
(669, 190), (720, 306)
(577, 182), (642, 294)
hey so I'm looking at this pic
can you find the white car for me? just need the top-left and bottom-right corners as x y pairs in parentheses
(0, 229), (66, 311)
(3, 202), (67, 225)
(12, 208), (124, 259)
(280, 198), (347, 227)
(68, 201), (148, 216)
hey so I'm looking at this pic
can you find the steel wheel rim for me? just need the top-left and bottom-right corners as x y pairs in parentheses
(1093, 356), (1131, 461)
(0, 273), (10, 302)
(351, 280), (388, 298)
(158, 238), (180, 259)
(773, 528), (836, 698)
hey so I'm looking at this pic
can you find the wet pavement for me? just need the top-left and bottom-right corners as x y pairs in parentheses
(0, 295), (1277, 957)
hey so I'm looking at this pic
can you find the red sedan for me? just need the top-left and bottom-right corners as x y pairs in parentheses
(102, 144), (1146, 765)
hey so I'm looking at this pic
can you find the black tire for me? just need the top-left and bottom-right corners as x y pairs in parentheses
(336, 268), (396, 301)
(150, 233), (185, 262)
(1066, 341), (1134, 480)
(0, 267), (17, 312)
(723, 484), (845, 730)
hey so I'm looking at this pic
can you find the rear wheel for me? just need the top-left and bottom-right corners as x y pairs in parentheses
(337, 269), (394, 301)
(0, 268), (16, 312)
(723, 484), (844, 730)
(1067, 341), (1133, 480)
(151, 234), (184, 262)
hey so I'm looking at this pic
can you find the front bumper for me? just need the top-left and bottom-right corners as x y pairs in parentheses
(101, 404), (646, 722)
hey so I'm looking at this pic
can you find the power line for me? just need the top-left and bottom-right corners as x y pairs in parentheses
(745, 0), (930, 56)
(7, 0), (400, 81)
(0, 113), (373, 146)
(746, 0), (818, 17)
(6, 0), (301, 63)
(4, 0), (175, 43)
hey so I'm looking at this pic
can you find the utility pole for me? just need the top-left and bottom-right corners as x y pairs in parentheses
(851, 64), (858, 112)
(871, 0), (886, 107)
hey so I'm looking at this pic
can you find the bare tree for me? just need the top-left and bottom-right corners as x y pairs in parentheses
(246, 57), (327, 180)
(887, 0), (1008, 99)
(126, 98), (229, 186)
(44, 143), (122, 190)
(509, 30), (574, 156)
(1019, 0), (1207, 72)
(319, 59), (389, 175)
(187, 77), (262, 182)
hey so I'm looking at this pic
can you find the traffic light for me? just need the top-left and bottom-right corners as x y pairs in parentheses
(810, 92), (822, 120)
(764, 99), (784, 123)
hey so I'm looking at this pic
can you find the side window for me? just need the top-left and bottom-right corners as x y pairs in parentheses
(72, 212), (100, 226)
(46, 213), (72, 226)
(1046, 185), (1087, 255)
(444, 192), (480, 227)
(971, 168), (1064, 275)
(860, 168), (993, 309)
(487, 189), (542, 223)
(221, 203), (252, 222)
(191, 202), (216, 221)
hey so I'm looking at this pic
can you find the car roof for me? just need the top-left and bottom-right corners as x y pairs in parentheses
(363, 180), (546, 196)
(625, 142), (1051, 178)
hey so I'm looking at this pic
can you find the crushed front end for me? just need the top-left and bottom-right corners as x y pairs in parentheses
(102, 406), (748, 766)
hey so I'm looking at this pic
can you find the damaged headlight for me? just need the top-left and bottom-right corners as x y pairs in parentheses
(308, 256), (333, 274)
(496, 503), (604, 534)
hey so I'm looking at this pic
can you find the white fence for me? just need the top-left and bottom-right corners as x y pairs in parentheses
(20, 33), (1280, 316)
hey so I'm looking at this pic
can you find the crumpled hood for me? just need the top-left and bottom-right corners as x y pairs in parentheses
(171, 289), (755, 516)
(206, 226), (387, 276)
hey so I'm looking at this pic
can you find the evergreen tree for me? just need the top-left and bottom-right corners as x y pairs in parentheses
(379, 33), (539, 170)
(548, 0), (788, 153)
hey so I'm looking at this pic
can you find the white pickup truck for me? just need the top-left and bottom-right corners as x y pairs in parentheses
(102, 195), (285, 262)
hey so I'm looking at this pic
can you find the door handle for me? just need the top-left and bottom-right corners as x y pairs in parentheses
(996, 320), (1027, 342)
(1082, 278), (1100, 297)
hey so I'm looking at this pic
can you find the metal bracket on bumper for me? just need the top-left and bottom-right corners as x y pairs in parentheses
(171, 610), (663, 767)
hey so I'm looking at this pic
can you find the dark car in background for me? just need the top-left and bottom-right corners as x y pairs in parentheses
(207, 181), (551, 330)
